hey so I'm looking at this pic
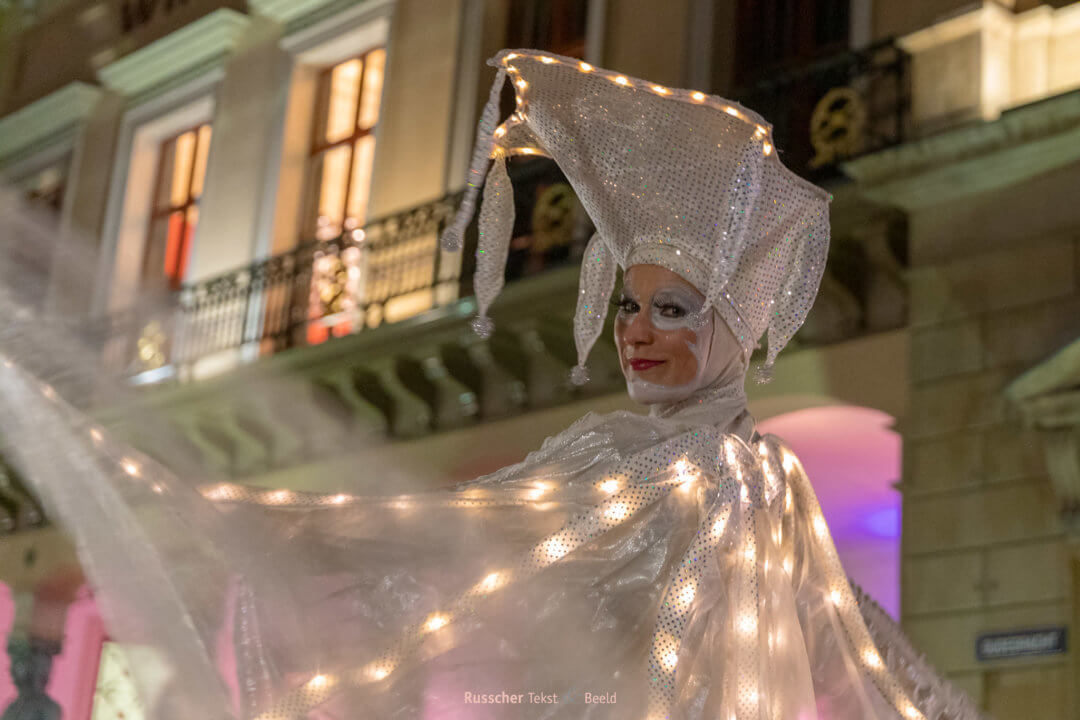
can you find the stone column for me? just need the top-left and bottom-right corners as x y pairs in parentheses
(845, 81), (1080, 719)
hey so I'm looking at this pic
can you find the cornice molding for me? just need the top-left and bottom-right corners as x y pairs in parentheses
(1006, 337), (1080, 412)
(0, 82), (103, 165)
(97, 9), (250, 100)
(843, 88), (1080, 209)
(250, 0), (392, 38)
(897, 1), (1013, 54)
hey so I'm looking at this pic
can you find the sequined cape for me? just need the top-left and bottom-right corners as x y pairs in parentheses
(0, 354), (989, 720)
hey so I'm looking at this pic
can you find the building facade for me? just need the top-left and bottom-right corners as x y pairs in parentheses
(0, 0), (1078, 717)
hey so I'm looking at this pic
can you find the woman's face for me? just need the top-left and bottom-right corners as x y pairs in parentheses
(614, 264), (707, 395)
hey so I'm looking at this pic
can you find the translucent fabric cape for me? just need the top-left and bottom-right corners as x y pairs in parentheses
(0, 194), (986, 720)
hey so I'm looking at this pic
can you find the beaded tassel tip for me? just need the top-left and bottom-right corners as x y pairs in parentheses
(570, 233), (616, 386)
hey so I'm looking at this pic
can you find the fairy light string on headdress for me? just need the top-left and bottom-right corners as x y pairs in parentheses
(439, 49), (831, 385)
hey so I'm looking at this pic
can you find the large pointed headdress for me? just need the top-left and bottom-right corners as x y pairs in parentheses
(441, 49), (831, 383)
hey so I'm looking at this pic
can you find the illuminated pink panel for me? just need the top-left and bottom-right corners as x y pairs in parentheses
(0, 583), (105, 720)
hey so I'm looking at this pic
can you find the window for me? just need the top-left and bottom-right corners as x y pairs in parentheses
(507, 0), (588, 59)
(734, 0), (850, 86)
(305, 47), (386, 242)
(144, 124), (212, 291)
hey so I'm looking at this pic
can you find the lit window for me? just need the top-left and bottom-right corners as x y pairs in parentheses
(508, 0), (588, 59)
(144, 124), (212, 291)
(305, 48), (385, 242)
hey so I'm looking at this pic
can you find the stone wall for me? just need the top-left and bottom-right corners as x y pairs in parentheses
(871, 129), (1080, 719)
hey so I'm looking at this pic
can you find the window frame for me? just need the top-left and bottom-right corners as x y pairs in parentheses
(143, 122), (212, 291)
(303, 46), (385, 241)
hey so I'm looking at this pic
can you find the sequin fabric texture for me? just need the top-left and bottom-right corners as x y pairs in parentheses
(441, 49), (832, 380)
(0, 346), (993, 719)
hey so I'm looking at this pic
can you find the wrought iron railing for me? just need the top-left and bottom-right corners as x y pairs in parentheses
(103, 193), (469, 378)
(102, 159), (593, 380)
(735, 38), (910, 181)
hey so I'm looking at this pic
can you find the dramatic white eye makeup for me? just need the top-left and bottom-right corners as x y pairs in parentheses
(614, 266), (716, 404)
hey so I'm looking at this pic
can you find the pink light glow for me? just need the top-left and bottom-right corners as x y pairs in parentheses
(758, 405), (901, 618)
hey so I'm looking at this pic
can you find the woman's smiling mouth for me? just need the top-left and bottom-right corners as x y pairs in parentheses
(629, 358), (666, 372)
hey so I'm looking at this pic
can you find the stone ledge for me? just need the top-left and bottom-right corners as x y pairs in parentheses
(844, 88), (1080, 209)
(0, 82), (103, 165)
(97, 9), (250, 100)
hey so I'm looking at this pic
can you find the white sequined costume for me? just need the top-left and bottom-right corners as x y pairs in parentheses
(0, 51), (990, 720)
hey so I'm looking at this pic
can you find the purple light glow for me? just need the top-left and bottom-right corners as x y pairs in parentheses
(758, 405), (901, 618)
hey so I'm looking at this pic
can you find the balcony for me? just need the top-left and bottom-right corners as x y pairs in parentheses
(734, 38), (911, 182)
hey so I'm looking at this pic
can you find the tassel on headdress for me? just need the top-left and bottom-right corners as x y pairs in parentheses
(440, 68), (508, 252)
(470, 155), (515, 338)
(570, 233), (617, 385)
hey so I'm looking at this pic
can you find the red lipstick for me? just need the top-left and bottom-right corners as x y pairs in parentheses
(629, 359), (665, 372)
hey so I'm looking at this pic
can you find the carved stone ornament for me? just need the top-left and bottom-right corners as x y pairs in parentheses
(1005, 337), (1080, 538)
